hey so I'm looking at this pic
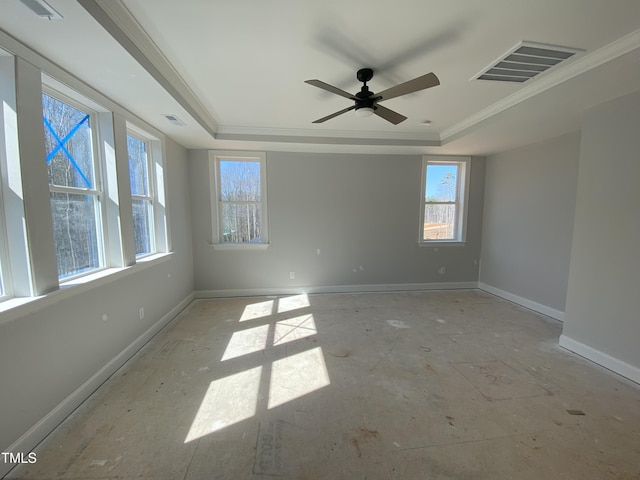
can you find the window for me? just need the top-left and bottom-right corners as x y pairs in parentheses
(43, 91), (104, 279)
(127, 132), (155, 257)
(419, 156), (470, 244)
(0, 36), (173, 311)
(211, 151), (268, 246)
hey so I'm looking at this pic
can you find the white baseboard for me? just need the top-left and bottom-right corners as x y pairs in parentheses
(559, 334), (640, 385)
(196, 281), (479, 298)
(1, 292), (195, 479)
(477, 282), (565, 321)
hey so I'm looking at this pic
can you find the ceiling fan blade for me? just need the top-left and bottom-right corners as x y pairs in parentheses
(312, 105), (357, 123)
(305, 79), (356, 100)
(376, 72), (440, 102)
(374, 104), (407, 125)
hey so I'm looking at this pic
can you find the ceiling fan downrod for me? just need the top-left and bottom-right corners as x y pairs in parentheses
(355, 68), (375, 114)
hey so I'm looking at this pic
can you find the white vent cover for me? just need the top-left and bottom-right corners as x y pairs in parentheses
(162, 114), (186, 126)
(19, 0), (63, 20)
(473, 41), (583, 83)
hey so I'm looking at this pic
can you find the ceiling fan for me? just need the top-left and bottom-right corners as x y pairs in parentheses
(305, 68), (440, 125)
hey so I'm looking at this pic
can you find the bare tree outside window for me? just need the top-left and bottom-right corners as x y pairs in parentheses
(43, 93), (102, 278)
(423, 164), (459, 240)
(218, 160), (263, 243)
(127, 133), (154, 256)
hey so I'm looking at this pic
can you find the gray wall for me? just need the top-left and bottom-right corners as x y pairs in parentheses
(0, 137), (194, 457)
(479, 133), (580, 315)
(561, 90), (640, 378)
(189, 151), (485, 293)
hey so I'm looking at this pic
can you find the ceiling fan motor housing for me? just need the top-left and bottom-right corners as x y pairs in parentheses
(355, 85), (376, 111)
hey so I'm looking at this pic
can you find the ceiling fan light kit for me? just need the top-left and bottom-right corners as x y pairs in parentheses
(355, 106), (375, 117)
(305, 68), (440, 125)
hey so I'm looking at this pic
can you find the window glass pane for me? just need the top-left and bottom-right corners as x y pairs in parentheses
(50, 192), (101, 278)
(127, 134), (149, 196)
(43, 94), (95, 189)
(219, 161), (261, 202)
(423, 204), (456, 240)
(221, 203), (262, 243)
(426, 164), (458, 202)
(132, 198), (153, 256)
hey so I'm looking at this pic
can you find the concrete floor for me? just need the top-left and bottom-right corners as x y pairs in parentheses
(7, 290), (640, 479)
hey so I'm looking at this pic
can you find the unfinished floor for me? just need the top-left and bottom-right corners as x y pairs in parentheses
(7, 290), (640, 479)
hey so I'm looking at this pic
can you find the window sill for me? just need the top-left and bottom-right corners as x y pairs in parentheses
(418, 241), (468, 248)
(0, 252), (173, 325)
(210, 243), (269, 251)
(60, 252), (170, 287)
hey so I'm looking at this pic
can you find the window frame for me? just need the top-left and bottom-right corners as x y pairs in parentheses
(210, 150), (268, 249)
(0, 52), (14, 301)
(42, 87), (108, 280)
(126, 128), (156, 258)
(0, 182), (11, 301)
(419, 156), (471, 246)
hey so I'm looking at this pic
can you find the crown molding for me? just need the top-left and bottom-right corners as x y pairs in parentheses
(78, 0), (218, 137)
(442, 29), (640, 143)
(216, 125), (441, 146)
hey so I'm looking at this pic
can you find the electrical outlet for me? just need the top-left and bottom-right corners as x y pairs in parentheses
(438, 267), (446, 275)
(289, 271), (295, 279)
(139, 307), (145, 320)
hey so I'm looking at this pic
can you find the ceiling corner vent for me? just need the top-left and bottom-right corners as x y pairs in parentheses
(473, 41), (584, 83)
(19, 0), (63, 20)
(162, 114), (186, 127)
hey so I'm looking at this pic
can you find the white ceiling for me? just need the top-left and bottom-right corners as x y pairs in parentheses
(1, 0), (640, 155)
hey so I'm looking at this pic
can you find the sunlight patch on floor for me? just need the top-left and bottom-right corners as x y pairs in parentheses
(277, 293), (310, 313)
(268, 347), (330, 409)
(184, 366), (262, 443)
(221, 324), (270, 361)
(240, 300), (274, 322)
(273, 314), (317, 346)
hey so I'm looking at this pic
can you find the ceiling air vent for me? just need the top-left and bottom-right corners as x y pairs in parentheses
(19, 0), (63, 20)
(473, 41), (583, 83)
(162, 114), (186, 126)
